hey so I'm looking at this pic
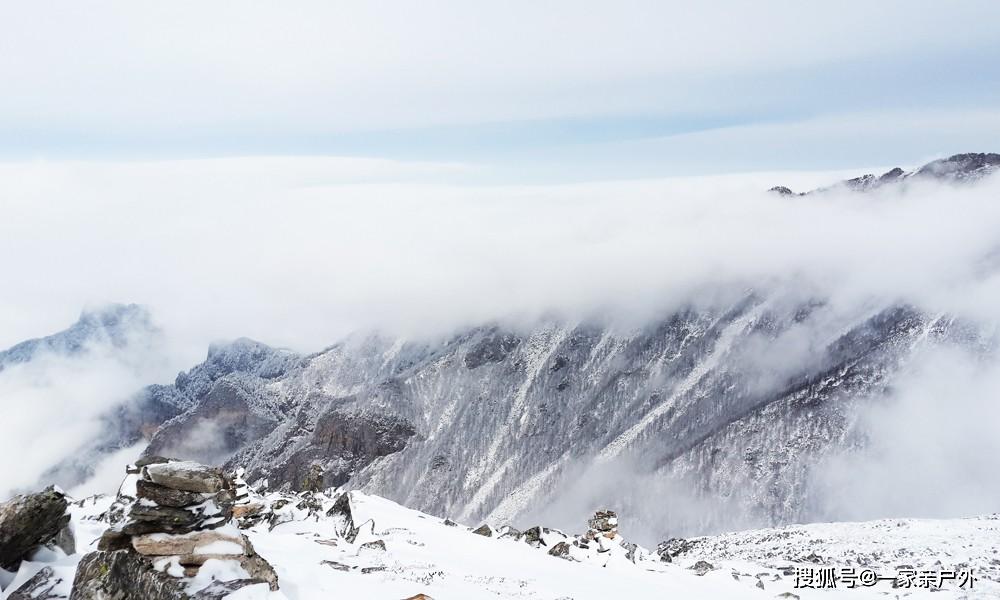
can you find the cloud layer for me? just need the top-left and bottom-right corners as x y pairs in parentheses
(3, 157), (1000, 359)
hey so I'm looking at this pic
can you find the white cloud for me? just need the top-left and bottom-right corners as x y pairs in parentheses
(2, 156), (999, 359)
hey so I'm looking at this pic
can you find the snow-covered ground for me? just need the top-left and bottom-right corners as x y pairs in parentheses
(3, 489), (998, 599)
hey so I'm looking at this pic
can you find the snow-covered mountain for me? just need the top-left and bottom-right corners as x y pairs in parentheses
(20, 153), (1000, 542)
(0, 304), (159, 373)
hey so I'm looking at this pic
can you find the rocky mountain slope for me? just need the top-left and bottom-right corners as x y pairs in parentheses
(21, 153), (1000, 541)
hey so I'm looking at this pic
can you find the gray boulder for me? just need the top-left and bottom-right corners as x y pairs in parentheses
(0, 487), (70, 570)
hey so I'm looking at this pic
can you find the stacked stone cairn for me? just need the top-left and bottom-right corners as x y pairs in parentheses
(585, 510), (619, 548)
(229, 468), (267, 526)
(72, 458), (278, 599)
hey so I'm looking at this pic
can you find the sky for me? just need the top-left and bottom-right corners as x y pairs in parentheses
(1, 0), (999, 179)
(1, 2), (999, 511)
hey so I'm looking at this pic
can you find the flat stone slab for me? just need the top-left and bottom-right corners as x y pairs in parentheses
(132, 530), (247, 557)
(144, 462), (227, 494)
(137, 480), (214, 508)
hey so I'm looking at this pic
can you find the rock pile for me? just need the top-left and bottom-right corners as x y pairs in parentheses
(586, 510), (618, 537)
(71, 458), (278, 600)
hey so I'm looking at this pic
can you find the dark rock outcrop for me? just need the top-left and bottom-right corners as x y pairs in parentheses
(0, 487), (71, 571)
(464, 329), (521, 369)
(229, 403), (416, 493)
(6, 566), (65, 600)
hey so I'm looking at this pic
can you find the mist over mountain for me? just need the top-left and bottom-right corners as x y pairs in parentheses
(7, 155), (997, 547)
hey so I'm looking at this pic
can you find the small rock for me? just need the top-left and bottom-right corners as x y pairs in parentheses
(360, 539), (387, 552)
(295, 493), (324, 514)
(689, 560), (715, 576)
(97, 528), (132, 551)
(547, 541), (573, 560)
(756, 579), (765, 589)
(322, 560), (353, 571)
(523, 526), (545, 547)
(471, 524), (493, 537)
(443, 519), (457, 527)
(232, 503), (264, 520)
(361, 566), (387, 574)
(623, 542), (638, 563)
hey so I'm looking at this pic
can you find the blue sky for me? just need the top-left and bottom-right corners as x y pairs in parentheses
(2, 0), (999, 180)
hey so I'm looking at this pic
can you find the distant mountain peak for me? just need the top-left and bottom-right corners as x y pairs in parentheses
(0, 302), (159, 372)
(770, 152), (1000, 195)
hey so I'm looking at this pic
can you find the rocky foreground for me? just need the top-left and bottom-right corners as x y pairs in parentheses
(2, 459), (999, 599)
